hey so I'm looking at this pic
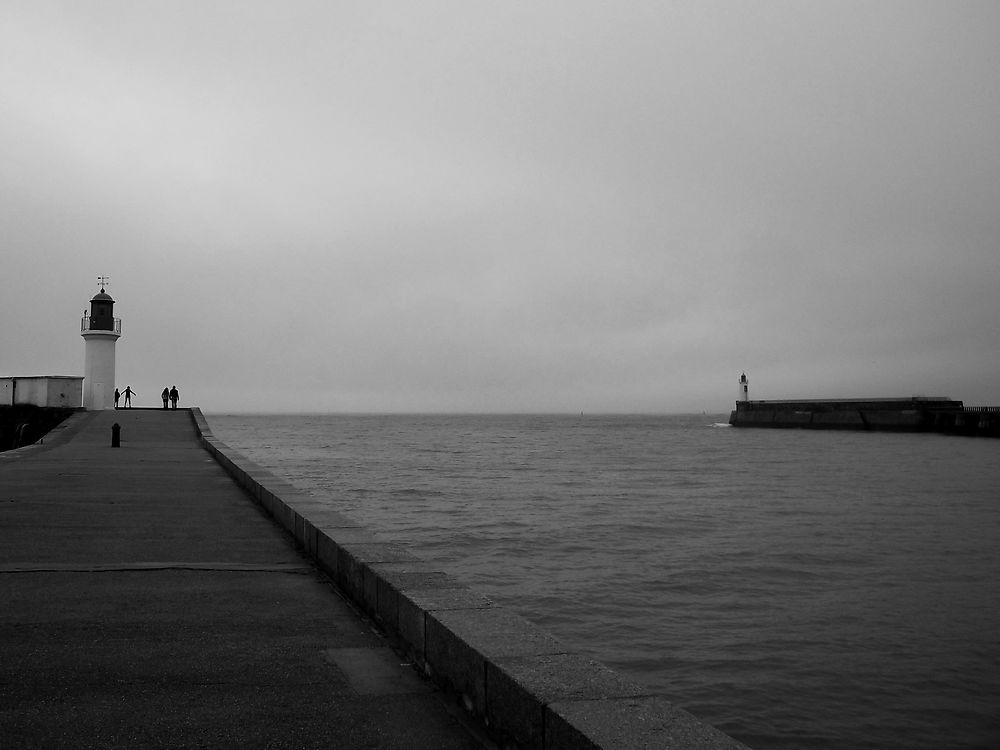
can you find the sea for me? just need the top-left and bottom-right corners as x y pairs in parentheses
(205, 413), (1000, 750)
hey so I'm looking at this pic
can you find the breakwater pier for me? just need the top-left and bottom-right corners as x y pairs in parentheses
(1, 408), (746, 749)
(730, 397), (1000, 437)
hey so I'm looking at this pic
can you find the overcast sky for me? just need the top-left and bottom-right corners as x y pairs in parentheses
(3, 1), (998, 413)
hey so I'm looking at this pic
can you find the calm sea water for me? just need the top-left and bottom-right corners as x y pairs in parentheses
(206, 413), (1000, 749)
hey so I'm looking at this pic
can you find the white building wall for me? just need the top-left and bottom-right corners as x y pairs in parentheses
(21, 378), (47, 405)
(46, 378), (83, 407)
(0, 377), (83, 407)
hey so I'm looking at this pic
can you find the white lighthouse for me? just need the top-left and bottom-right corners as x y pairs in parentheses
(81, 281), (121, 410)
(739, 372), (749, 402)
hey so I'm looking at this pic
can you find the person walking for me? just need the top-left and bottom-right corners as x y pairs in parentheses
(114, 388), (121, 409)
(169, 385), (179, 410)
(161, 387), (169, 409)
(123, 385), (136, 408)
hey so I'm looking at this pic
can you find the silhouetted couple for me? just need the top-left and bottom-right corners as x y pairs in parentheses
(161, 386), (179, 410)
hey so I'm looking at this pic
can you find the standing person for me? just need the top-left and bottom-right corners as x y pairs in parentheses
(161, 387), (169, 409)
(169, 385), (179, 410)
(114, 388), (121, 409)
(123, 385), (136, 408)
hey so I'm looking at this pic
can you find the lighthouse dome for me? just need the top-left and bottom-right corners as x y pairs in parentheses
(91, 290), (114, 302)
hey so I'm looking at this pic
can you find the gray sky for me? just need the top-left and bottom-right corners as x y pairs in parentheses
(3, 1), (998, 413)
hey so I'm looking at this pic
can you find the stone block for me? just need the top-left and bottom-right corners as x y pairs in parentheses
(329, 533), (387, 600)
(812, 411), (864, 427)
(405, 586), (496, 612)
(486, 653), (646, 750)
(341, 544), (421, 615)
(366, 563), (456, 634)
(243, 467), (268, 498)
(397, 586), (495, 665)
(324, 527), (381, 543)
(307, 509), (362, 529)
(273, 500), (295, 535)
(286, 499), (328, 515)
(299, 515), (318, 555)
(258, 486), (276, 515)
(424, 607), (564, 716)
(338, 546), (365, 601)
(341, 542), (418, 563)
(297, 508), (356, 556)
(546, 695), (750, 750)
(779, 411), (812, 426)
(316, 532), (339, 578)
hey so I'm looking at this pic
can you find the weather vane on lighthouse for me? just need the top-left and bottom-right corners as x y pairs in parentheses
(97, 275), (110, 292)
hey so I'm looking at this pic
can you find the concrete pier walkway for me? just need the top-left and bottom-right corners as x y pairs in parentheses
(0, 409), (486, 749)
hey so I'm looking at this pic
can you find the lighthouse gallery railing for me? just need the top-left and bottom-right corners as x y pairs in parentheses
(81, 316), (122, 334)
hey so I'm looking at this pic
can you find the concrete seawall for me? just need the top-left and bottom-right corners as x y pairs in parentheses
(192, 409), (748, 749)
(730, 397), (1000, 437)
(0, 405), (79, 451)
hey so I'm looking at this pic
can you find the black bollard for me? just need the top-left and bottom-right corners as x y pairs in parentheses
(111, 423), (121, 448)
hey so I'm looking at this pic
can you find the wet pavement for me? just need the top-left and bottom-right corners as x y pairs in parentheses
(0, 408), (488, 749)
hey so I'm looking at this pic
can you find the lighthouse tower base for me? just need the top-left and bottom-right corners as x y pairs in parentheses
(82, 332), (118, 410)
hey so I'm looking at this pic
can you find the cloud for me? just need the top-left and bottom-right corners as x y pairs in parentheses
(3, 1), (999, 412)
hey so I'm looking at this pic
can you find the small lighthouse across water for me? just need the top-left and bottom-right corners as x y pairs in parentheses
(739, 372), (749, 402)
(81, 278), (121, 410)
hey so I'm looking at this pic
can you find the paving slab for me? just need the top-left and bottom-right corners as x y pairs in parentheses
(0, 408), (486, 749)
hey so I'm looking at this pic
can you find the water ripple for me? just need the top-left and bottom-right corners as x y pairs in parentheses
(209, 413), (1000, 750)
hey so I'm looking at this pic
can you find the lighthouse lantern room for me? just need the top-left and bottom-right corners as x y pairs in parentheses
(81, 278), (122, 410)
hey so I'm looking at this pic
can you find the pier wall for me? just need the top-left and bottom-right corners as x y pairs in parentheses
(1, 376), (83, 408)
(190, 408), (747, 750)
(0, 405), (80, 451)
(729, 398), (1000, 437)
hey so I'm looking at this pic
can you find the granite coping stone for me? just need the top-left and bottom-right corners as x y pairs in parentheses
(277, 496), (326, 514)
(338, 546), (425, 618)
(365, 564), (458, 631)
(547, 695), (749, 750)
(335, 541), (423, 603)
(487, 653), (650, 750)
(306, 509), (365, 527)
(245, 465), (283, 484)
(396, 585), (497, 666)
(490, 652), (648, 703)
(284, 500), (336, 515)
(403, 586), (496, 612)
(368, 564), (459, 602)
(315, 532), (342, 578)
(277, 491), (326, 506)
(338, 541), (422, 564)
(298, 510), (364, 556)
(424, 607), (567, 716)
(316, 529), (384, 583)
(268, 487), (315, 509)
(428, 607), (565, 659)
(318, 527), (382, 544)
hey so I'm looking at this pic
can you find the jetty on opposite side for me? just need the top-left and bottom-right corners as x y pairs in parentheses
(728, 374), (1000, 436)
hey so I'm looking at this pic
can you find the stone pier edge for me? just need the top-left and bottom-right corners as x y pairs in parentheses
(190, 408), (748, 750)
